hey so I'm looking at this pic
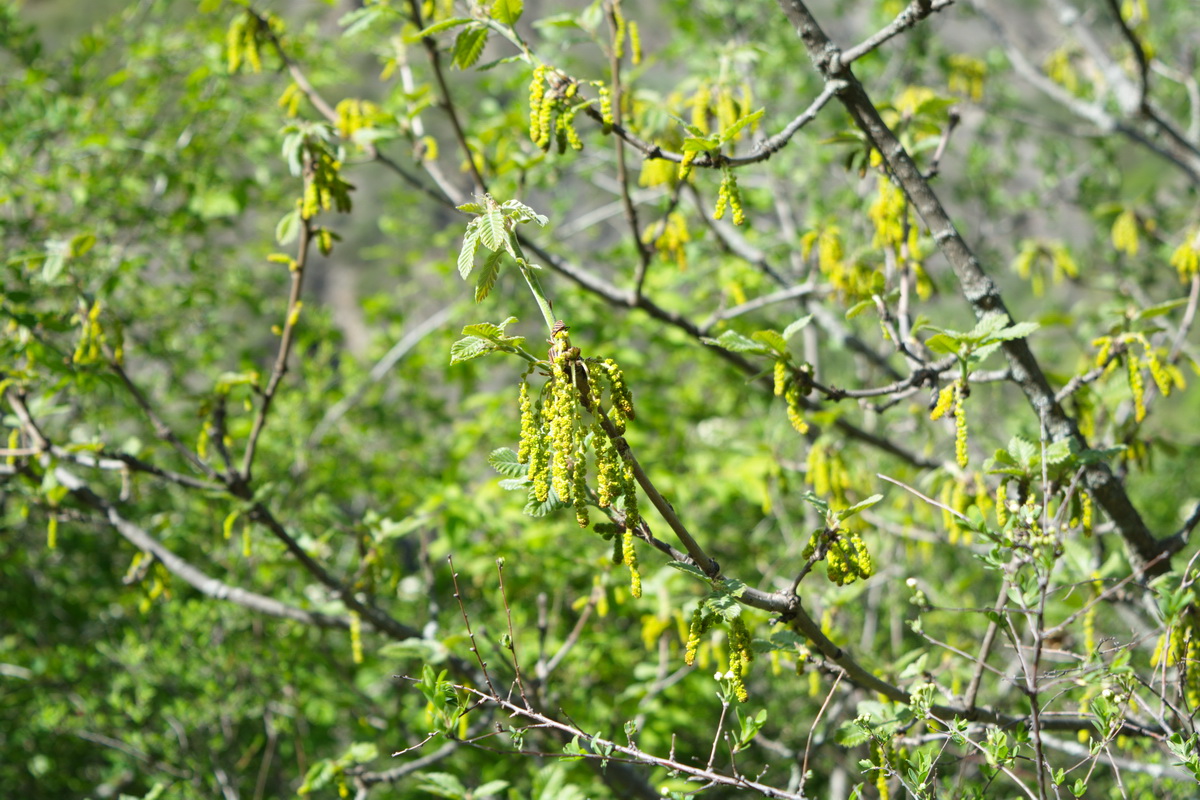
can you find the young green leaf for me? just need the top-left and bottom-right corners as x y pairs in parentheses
(490, 0), (523, 25)
(452, 27), (488, 70)
(457, 230), (479, 279)
(474, 248), (504, 302)
(449, 336), (492, 364)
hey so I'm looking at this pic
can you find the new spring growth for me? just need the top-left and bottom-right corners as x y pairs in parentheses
(774, 359), (813, 435)
(515, 324), (640, 538)
(528, 66), (585, 153)
(930, 377), (969, 468)
(803, 524), (874, 586)
(713, 166), (746, 226)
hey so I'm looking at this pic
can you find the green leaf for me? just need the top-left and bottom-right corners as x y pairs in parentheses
(991, 321), (1039, 342)
(457, 230), (479, 279)
(781, 315), (813, 340)
(925, 332), (958, 355)
(1135, 298), (1189, 321)
(474, 248), (504, 302)
(490, 0), (523, 25)
(1007, 436), (1037, 470)
(456, 201), (485, 214)
(750, 329), (789, 354)
(449, 336), (492, 364)
(69, 233), (96, 258)
(415, 772), (468, 799)
(475, 780), (511, 798)
(275, 209), (301, 245)
(682, 136), (720, 153)
(837, 494), (884, 521)
(833, 720), (871, 747)
(479, 208), (507, 251)
(667, 561), (711, 582)
(451, 27), (488, 70)
(718, 108), (764, 145)
(702, 330), (771, 355)
(409, 16), (474, 40)
(488, 448), (526, 477)
(845, 299), (874, 320)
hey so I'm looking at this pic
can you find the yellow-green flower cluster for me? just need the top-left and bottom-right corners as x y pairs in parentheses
(953, 380), (969, 468)
(334, 98), (387, 140)
(622, 530), (641, 598)
(528, 67), (584, 153)
(300, 145), (353, 219)
(684, 605), (712, 666)
(827, 530), (873, 586)
(1126, 349), (1147, 423)
(71, 300), (106, 365)
(995, 480), (1009, 527)
(548, 358), (583, 502)
(642, 212), (691, 270)
(713, 167), (745, 226)
(597, 84), (614, 133)
(727, 616), (754, 702)
(930, 379), (968, 466)
(869, 177), (907, 248)
(802, 526), (873, 585)
(805, 441), (852, 505)
(598, 358), (635, 433)
(1170, 230), (1199, 282)
(528, 65), (551, 147)
(773, 359), (789, 397)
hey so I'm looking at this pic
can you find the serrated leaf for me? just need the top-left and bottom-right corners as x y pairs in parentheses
(782, 315), (813, 340)
(750, 329), (789, 354)
(409, 16), (474, 40)
(451, 27), (488, 70)
(449, 336), (492, 364)
(837, 493), (884, 521)
(490, 0), (523, 25)
(479, 208), (507, 251)
(967, 313), (1010, 341)
(992, 321), (1039, 341)
(1135, 298), (1189, 321)
(718, 108), (764, 145)
(488, 448), (527, 477)
(1007, 436), (1037, 469)
(498, 477), (529, 491)
(462, 321), (503, 339)
(702, 330), (771, 355)
(682, 136), (720, 153)
(525, 489), (569, 517)
(1043, 439), (1074, 465)
(834, 721), (871, 747)
(457, 231), (479, 279)
(925, 332), (958, 354)
(667, 561), (710, 581)
(456, 202), (485, 214)
(474, 248), (503, 302)
(972, 341), (1002, 362)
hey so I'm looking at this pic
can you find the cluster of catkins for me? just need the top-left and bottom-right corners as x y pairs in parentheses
(803, 527), (874, 586)
(517, 349), (638, 527)
(684, 607), (754, 701)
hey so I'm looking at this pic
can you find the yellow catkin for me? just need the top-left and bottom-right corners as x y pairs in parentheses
(349, 610), (363, 664)
(1127, 351), (1146, 422)
(684, 606), (704, 665)
(930, 384), (954, 420)
(623, 530), (641, 598)
(953, 380), (969, 468)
